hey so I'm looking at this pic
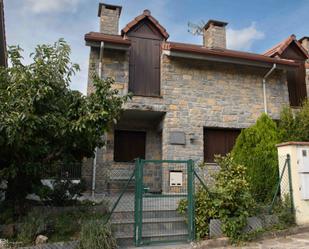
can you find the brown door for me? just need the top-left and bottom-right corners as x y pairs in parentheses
(114, 130), (146, 162)
(204, 128), (241, 163)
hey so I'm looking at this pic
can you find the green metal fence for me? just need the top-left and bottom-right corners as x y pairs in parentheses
(134, 159), (195, 246)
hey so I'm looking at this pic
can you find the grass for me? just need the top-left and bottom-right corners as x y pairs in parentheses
(1, 201), (109, 246)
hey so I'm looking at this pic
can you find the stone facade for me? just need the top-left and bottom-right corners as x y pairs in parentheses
(99, 4), (121, 35)
(203, 22), (227, 49)
(84, 44), (290, 193)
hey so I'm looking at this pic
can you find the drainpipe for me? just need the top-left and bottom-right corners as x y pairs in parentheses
(262, 63), (276, 114)
(92, 41), (104, 198)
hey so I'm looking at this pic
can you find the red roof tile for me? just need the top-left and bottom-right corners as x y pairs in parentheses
(264, 35), (309, 59)
(121, 10), (169, 39)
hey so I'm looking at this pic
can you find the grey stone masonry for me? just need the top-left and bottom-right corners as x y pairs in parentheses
(84, 45), (290, 193)
(203, 21), (227, 49)
(99, 4), (121, 35)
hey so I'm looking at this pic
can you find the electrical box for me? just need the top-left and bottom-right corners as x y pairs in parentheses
(297, 146), (309, 200)
(170, 171), (183, 186)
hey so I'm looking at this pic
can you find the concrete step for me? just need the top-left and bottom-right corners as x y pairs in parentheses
(112, 209), (188, 247)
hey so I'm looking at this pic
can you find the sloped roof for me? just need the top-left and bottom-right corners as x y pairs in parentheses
(162, 41), (299, 67)
(85, 32), (130, 45)
(264, 35), (309, 59)
(121, 9), (169, 39)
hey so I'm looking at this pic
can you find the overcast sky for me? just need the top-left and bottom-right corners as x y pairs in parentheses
(4, 0), (309, 94)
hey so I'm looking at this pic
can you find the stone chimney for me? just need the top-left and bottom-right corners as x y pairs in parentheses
(98, 3), (122, 35)
(203, 20), (228, 49)
(300, 37), (309, 52)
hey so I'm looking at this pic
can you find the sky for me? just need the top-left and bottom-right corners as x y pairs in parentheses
(4, 0), (309, 94)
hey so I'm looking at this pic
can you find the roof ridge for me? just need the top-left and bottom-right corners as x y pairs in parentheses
(121, 10), (169, 39)
(264, 34), (309, 59)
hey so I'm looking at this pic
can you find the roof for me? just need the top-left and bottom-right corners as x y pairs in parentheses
(276, 141), (309, 147)
(264, 35), (309, 59)
(98, 3), (122, 17)
(162, 41), (299, 67)
(203, 20), (228, 30)
(85, 34), (299, 67)
(85, 32), (131, 45)
(121, 9), (169, 39)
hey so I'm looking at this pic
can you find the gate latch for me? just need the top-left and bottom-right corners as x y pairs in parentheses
(143, 185), (150, 193)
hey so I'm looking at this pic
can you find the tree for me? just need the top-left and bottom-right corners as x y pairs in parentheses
(231, 114), (280, 202)
(279, 100), (309, 142)
(0, 39), (129, 207)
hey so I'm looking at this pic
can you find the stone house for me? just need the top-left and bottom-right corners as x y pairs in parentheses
(83, 3), (309, 194)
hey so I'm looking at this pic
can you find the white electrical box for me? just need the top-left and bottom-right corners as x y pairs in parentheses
(297, 146), (309, 199)
(170, 171), (183, 186)
(298, 148), (309, 173)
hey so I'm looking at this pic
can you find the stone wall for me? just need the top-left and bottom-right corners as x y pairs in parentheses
(160, 56), (289, 162)
(99, 4), (121, 35)
(85, 48), (290, 193)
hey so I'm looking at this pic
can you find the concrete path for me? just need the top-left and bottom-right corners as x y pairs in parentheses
(125, 231), (309, 249)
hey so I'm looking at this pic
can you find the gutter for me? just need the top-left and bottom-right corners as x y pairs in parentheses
(262, 64), (276, 114)
(92, 41), (104, 198)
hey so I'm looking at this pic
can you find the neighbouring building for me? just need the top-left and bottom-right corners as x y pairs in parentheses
(83, 3), (309, 194)
(0, 0), (7, 67)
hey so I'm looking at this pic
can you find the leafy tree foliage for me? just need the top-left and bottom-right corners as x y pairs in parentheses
(279, 99), (309, 142)
(0, 39), (129, 206)
(231, 114), (280, 202)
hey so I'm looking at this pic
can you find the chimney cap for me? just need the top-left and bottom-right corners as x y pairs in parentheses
(299, 36), (309, 42)
(204, 19), (228, 30)
(98, 3), (122, 17)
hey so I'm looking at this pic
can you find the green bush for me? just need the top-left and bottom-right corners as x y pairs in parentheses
(79, 220), (116, 249)
(17, 210), (48, 245)
(232, 114), (280, 202)
(214, 155), (255, 242)
(279, 99), (309, 142)
(177, 187), (216, 240)
(178, 155), (254, 242)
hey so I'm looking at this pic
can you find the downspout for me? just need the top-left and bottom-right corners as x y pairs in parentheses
(262, 63), (276, 114)
(92, 41), (104, 198)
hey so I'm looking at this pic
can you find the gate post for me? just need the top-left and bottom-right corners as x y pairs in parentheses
(134, 158), (142, 246)
(187, 159), (195, 241)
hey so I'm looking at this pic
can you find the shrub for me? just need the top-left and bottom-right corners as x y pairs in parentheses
(35, 178), (86, 206)
(177, 155), (254, 242)
(17, 210), (48, 245)
(79, 220), (116, 249)
(279, 99), (309, 142)
(214, 155), (255, 242)
(177, 187), (217, 240)
(232, 114), (280, 202)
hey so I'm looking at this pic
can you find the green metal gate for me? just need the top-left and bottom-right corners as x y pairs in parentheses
(134, 159), (195, 246)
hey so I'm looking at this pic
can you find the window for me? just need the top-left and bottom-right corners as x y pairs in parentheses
(114, 130), (146, 162)
(204, 128), (241, 163)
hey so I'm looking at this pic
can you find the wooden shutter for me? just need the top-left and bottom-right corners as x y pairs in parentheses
(114, 130), (146, 162)
(129, 38), (160, 96)
(204, 128), (241, 163)
(287, 63), (307, 107)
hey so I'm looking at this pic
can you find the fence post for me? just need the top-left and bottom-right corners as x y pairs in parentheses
(187, 159), (195, 241)
(286, 154), (294, 214)
(134, 158), (141, 246)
